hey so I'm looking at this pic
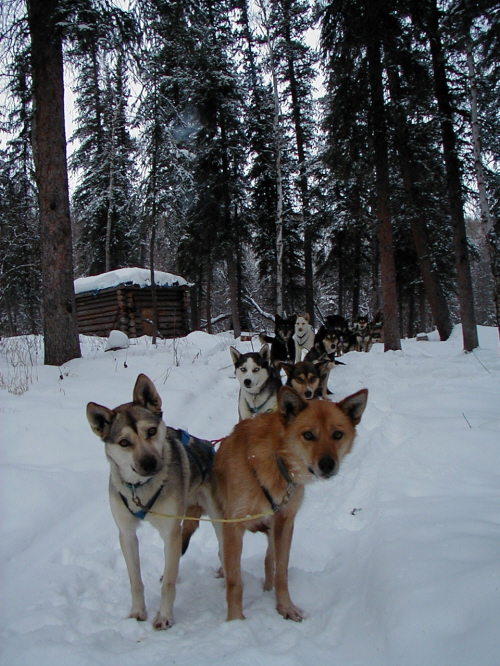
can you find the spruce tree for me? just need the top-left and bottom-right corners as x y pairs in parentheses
(0, 49), (41, 335)
(179, 0), (247, 336)
(70, 18), (139, 276)
(412, 0), (479, 350)
(267, 0), (318, 324)
(27, 0), (81, 365)
(321, 0), (402, 350)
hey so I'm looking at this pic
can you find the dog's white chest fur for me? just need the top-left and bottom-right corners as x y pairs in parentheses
(294, 316), (315, 361)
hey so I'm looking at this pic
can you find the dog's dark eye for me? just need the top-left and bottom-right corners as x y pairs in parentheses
(296, 377), (304, 383)
(240, 367), (247, 373)
(119, 439), (131, 448)
(303, 430), (315, 441)
(147, 427), (157, 438)
(333, 430), (344, 440)
(252, 367), (260, 373)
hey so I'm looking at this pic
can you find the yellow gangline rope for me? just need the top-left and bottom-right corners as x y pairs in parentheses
(132, 500), (274, 523)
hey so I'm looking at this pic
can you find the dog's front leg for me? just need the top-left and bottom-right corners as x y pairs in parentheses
(263, 530), (275, 591)
(119, 530), (147, 621)
(222, 522), (245, 620)
(273, 512), (303, 622)
(154, 519), (182, 630)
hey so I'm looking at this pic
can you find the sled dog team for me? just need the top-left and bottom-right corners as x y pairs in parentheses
(234, 312), (380, 420)
(87, 313), (370, 629)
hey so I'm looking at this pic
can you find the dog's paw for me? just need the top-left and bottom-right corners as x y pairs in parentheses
(128, 609), (147, 622)
(152, 612), (173, 630)
(277, 603), (304, 622)
(226, 611), (246, 621)
(215, 566), (224, 578)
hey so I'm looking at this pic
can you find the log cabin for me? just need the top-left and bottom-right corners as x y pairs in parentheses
(74, 268), (190, 339)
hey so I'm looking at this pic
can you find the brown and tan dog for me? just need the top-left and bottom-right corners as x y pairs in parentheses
(280, 359), (331, 399)
(87, 374), (218, 630)
(213, 385), (368, 622)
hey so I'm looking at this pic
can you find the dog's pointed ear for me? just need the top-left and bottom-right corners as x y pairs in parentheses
(87, 402), (114, 439)
(279, 386), (307, 424)
(259, 343), (270, 363)
(133, 374), (162, 414)
(280, 362), (294, 378)
(337, 389), (368, 425)
(230, 346), (241, 365)
(304, 313), (310, 322)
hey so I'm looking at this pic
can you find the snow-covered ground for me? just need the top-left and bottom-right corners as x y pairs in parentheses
(1, 325), (499, 666)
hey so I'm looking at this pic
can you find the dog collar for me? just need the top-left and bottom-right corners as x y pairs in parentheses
(124, 478), (152, 490)
(119, 481), (164, 520)
(245, 395), (277, 416)
(260, 456), (296, 513)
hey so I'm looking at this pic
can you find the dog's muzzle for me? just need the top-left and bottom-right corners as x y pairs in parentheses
(135, 453), (161, 477)
(309, 455), (336, 479)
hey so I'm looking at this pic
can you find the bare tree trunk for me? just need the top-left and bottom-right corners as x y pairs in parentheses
(105, 50), (125, 273)
(190, 286), (200, 330)
(5, 296), (16, 336)
(226, 251), (241, 338)
(425, 0), (478, 351)
(150, 226), (158, 345)
(146, 66), (161, 345)
(27, 0), (81, 366)
(280, 0), (315, 325)
(367, 32), (401, 351)
(90, 44), (104, 155)
(370, 207), (382, 317)
(419, 284), (427, 332)
(205, 265), (213, 335)
(466, 32), (500, 337)
(219, 113), (241, 339)
(466, 34), (492, 232)
(259, 0), (284, 317)
(407, 290), (415, 338)
(105, 105), (117, 273)
(337, 233), (344, 316)
(351, 233), (361, 321)
(386, 64), (453, 340)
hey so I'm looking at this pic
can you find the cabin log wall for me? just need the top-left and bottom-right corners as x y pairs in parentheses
(75, 284), (190, 338)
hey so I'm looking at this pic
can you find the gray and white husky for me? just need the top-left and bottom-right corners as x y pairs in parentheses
(86, 374), (219, 630)
(230, 344), (282, 421)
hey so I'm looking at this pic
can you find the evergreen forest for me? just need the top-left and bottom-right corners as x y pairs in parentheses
(0, 0), (499, 363)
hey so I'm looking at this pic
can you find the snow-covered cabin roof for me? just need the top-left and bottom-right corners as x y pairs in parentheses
(74, 267), (189, 295)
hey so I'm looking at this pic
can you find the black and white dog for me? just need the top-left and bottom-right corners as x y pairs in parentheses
(259, 314), (297, 367)
(230, 344), (282, 420)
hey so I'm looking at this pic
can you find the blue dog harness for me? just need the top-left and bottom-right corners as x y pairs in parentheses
(244, 395), (278, 416)
(119, 480), (163, 520)
(178, 429), (215, 482)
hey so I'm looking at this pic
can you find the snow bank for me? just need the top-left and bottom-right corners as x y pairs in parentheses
(1, 326), (499, 666)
